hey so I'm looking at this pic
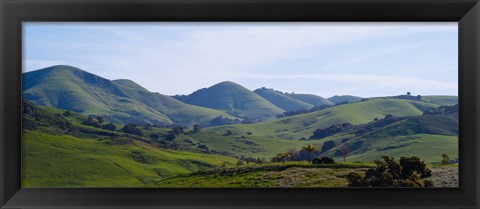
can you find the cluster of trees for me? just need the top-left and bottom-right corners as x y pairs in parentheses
(423, 104), (458, 115)
(309, 123), (353, 139)
(81, 116), (116, 131)
(347, 156), (433, 187)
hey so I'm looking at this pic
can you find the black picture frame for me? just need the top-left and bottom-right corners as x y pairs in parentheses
(1, 0), (479, 208)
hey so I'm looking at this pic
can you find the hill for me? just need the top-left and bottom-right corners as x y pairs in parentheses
(22, 101), (237, 187)
(285, 93), (334, 106)
(23, 65), (235, 126)
(173, 81), (283, 121)
(253, 88), (313, 111)
(207, 98), (440, 140)
(328, 95), (363, 104)
(422, 95), (458, 106)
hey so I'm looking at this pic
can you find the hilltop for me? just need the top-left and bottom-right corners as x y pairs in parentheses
(23, 65), (236, 126)
(173, 81), (283, 121)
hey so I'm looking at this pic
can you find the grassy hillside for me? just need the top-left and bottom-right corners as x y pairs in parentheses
(253, 88), (313, 111)
(328, 95), (363, 104)
(173, 81), (283, 120)
(208, 98), (439, 140)
(285, 93), (334, 106)
(23, 130), (237, 187)
(422, 95), (458, 106)
(23, 65), (235, 126)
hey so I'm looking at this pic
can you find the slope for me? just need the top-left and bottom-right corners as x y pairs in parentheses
(285, 93), (334, 106)
(22, 101), (237, 187)
(174, 81), (283, 121)
(253, 88), (314, 111)
(208, 98), (440, 140)
(23, 65), (235, 126)
(328, 95), (363, 104)
(422, 95), (458, 106)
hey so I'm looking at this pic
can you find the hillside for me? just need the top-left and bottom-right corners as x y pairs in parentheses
(173, 81), (283, 121)
(328, 95), (363, 104)
(422, 95), (458, 106)
(207, 98), (440, 140)
(253, 88), (313, 111)
(285, 93), (334, 106)
(23, 65), (235, 126)
(22, 101), (237, 187)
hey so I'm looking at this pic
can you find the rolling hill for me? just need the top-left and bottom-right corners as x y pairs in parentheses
(22, 100), (237, 187)
(422, 95), (458, 106)
(23, 65), (236, 126)
(285, 93), (334, 106)
(207, 98), (440, 140)
(173, 81), (283, 121)
(319, 107), (458, 163)
(253, 88), (314, 111)
(328, 95), (363, 104)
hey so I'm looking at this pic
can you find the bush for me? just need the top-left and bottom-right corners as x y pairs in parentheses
(347, 156), (433, 187)
(312, 157), (335, 164)
(101, 123), (116, 131)
(150, 133), (160, 139)
(122, 123), (143, 136)
(82, 117), (101, 128)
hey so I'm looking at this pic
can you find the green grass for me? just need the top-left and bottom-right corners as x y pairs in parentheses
(285, 93), (334, 106)
(208, 98), (439, 140)
(253, 88), (314, 111)
(422, 95), (458, 106)
(22, 130), (237, 187)
(23, 65), (237, 126)
(173, 81), (283, 120)
(325, 134), (458, 163)
(154, 163), (372, 188)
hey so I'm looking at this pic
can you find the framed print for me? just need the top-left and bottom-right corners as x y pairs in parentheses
(1, 0), (479, 208)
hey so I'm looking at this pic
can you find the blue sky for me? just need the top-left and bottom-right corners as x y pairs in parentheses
(23, 22), (458, 97)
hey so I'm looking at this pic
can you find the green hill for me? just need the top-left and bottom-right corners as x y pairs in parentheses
(253, 88), (313, 111)
(285, 93), (334, 106)
(23, 65), (235, 126)
(173, 81), (283, 121)
(22, 101), (237, 187)
(422, 95), (458, 106)
(328, 95), (363, 104)
(207, 98), (440, 140)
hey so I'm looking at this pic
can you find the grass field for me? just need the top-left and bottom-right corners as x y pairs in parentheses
(22, 130), (237, 187)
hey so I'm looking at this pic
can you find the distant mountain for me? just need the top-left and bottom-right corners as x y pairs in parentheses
(253, 88), (313, 111)
(284, 93), (334, 106)
(328, 95), (363, 104)
(23, 65), (236, 126)
(173, 81), (283, 121)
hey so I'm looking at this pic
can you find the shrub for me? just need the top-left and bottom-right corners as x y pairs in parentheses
(150, 133), (160, 139)
(101, 123), (116, 131)
(312, 157), (335, 165)
(347, 156), (433, 187)
(82, 117), (101, 128)
(122, 123), (143, 136)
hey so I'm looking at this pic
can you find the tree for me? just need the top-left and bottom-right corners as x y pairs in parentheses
(407, 92), (411, 96)
(302, 144), (317, 164)
(150, 133), (160, 139)
(224, 130), (233, 136)
(276, 152), (291, 165)
(338, 147), (350, 162)
(347, 156), (433, 187)
(95, 116), (104, 124)
(312, 157), (335, 165)
(63, 111), (71, 117)
(101, 123), (116, 131)
(122, 123), (143, 136)
(441, 154), (450, 165)
(82, 116), (101, 128)
(237, 160), (244, 166)
(193, 124), (202, 133)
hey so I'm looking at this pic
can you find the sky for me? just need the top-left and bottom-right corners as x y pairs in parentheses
(23, 22), (458, 98)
